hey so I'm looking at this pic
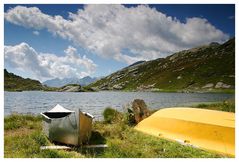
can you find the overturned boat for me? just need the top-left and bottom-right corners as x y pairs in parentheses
(135, 107), (235, 156)
(41, 104), (94, 146)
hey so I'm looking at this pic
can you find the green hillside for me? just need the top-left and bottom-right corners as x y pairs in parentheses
(4, 69), (44, 91)
(89, 38), (235, 93)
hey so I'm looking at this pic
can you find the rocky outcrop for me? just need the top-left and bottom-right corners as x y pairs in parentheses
(137, 83), (156, 91)
(58, 84), (97, 92)
(58, 85), (82, 92)
(202, 83), (214, 89)
(201, 82), (232, 89)
(113, 84), (123, 90)
(215, 82), (231, 89)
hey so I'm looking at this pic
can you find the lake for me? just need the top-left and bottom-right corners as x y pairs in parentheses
(4, 91), (234, 119)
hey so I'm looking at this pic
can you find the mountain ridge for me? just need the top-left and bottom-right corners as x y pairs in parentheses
(4, 38), (235, 93)
(43, 76), (98, 87)
(4, 69), (45, 91)
(88, 38), (235, 92)
(4, 69), (96, 92)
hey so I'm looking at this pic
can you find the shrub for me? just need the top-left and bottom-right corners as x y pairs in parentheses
(103, 107), (121, 123)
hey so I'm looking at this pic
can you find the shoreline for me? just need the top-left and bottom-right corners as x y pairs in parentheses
(4, 89), (235, 94)
(4, 101), (234, 158)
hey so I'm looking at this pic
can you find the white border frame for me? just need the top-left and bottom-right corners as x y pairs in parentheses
(0, 0), (237, 161)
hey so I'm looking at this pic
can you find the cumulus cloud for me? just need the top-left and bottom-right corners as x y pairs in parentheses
(5, 5), (229, 64)
(33, 30), (40, 35)
(4, 43), (97, 81)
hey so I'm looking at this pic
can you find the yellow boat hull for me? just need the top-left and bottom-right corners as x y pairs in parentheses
(135, 108), (235, 156)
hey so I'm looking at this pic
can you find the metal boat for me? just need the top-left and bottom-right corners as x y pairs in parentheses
(41, 104), (94, 145)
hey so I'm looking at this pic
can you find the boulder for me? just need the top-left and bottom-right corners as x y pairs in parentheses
(130, 99), (150, 123)
(113, 84), (123, 90)
(58, 85), (82, 92)
(137, 84), (156, 91)
(177, 76), (182, 79)
(215, 82), (231, 89)
(202, 83), (214, 89)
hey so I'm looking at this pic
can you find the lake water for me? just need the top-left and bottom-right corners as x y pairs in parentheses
(4, 91), (234, 119)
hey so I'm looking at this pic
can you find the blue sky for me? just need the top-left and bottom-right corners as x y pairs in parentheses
(4, 4), (235, 82)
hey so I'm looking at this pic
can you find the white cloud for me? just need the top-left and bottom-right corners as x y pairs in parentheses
(4, 43), (97, 81)
(5, 5), (229, 64)
(33, 30), (40, 35)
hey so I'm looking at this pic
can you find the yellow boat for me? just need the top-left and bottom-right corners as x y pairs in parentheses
(134, 107), (235, 156)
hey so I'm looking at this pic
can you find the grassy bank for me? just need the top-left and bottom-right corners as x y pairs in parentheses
(4, 114), (83, 158)
(4, 109), (231, 158)
(193, 99), (235, 112)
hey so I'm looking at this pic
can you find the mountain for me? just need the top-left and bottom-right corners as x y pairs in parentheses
(43, 76), (98, 87)
(43, 78), (79, 87)
(89, 38), (235, 92)
(77, 76), (98, 86)
(4, 69), (96, 92)
(4, 69), (44, 91)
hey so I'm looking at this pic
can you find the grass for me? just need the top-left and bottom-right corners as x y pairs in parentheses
(4, 109), (229, 158)
(87, 121), (222, 158)
(193, 99), (235, 112)
(4, 114), (84, 158)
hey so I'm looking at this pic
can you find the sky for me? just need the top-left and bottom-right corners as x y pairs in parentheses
(4, 4), (235, 82)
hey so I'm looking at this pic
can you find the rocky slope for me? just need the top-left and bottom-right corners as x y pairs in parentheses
(58, 84), (95, 92)
(89, 38), (235, 92)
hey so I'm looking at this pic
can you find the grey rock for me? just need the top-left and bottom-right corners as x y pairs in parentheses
(177, 76), (182, 79)
(202, 83), (214, 89)
(59, 85), (81, 92)
(215, 82), (231, 89)
(113, 84), (123, 90)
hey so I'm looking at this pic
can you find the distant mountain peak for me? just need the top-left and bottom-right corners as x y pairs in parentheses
(43, 76), (98, 87)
